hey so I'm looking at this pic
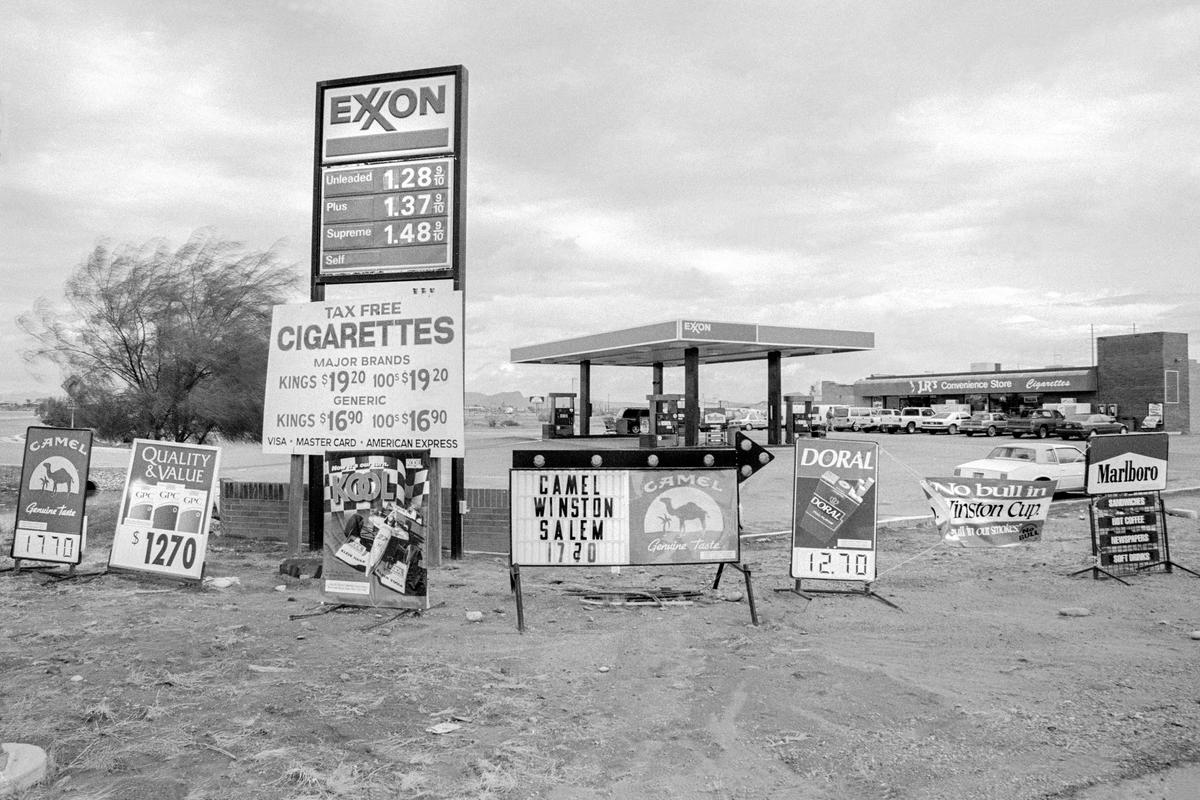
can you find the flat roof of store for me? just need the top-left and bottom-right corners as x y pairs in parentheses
(510, 320), (874, 367)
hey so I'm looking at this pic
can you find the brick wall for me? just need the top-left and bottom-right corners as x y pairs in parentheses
(1097, 331), (1191, 434)
(216, 480), (512, 555)
(440, 487), (510, 555)
(219, 480), (309, 541)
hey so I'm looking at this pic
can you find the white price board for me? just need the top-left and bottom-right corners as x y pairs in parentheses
(262, 286), (464, 457)
(109, 441), (220, 581)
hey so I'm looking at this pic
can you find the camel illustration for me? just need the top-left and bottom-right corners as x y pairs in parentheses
(659, 497), (708, 532)
(42, 463), (75, 494)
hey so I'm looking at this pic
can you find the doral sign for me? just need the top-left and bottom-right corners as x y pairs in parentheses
(320, 70), (460, 164)
(1086, 432), (1168, 495)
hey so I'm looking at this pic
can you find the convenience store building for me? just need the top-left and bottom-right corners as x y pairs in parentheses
(853, 331), (1190, 434)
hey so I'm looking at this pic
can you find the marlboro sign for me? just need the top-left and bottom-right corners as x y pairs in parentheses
(1086, 433), (1168, 495)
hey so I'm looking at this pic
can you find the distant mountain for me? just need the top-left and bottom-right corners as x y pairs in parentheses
(464, 390), (530, 410)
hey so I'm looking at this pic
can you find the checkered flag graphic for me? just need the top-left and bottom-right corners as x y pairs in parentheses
(406, 464), (430, 509)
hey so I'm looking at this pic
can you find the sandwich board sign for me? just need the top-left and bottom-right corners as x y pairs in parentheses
(108, 440), (221, 582)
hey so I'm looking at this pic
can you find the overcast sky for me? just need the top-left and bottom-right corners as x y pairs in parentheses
(2, 0), (1197, 406)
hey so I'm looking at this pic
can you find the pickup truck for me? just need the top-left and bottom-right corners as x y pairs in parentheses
(1008, 409), (1065, 439)
(881, 407), (935, 434)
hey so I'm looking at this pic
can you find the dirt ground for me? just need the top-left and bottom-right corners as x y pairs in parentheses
(3, 487), (1200, 800)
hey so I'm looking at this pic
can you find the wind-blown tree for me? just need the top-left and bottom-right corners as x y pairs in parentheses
(20, 229), (301, 443)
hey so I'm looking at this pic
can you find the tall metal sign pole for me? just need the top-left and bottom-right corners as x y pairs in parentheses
(305, 65), (468, 558)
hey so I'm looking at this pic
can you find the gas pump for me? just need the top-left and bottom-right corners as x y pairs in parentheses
(544, 393), (576, 439)
(784, 393), (823, 443)
(642, 393), (684, 448)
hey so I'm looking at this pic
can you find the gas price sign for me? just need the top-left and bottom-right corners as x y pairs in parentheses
(11, 427), (93, 565)
(319, 158), (453, 277)
(791, 440), (879, 582)
(262, 286), (464, 457)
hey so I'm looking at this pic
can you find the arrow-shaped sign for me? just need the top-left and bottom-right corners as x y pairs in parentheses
(734, 431), (774, 483)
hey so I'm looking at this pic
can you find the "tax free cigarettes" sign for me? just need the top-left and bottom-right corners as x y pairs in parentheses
(262, 285), (465, 457)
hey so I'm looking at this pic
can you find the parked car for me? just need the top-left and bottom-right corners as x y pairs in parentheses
(882, 407), (936, 434)
(953, 442), (1086, 493)
(615, 407), (649, 435)
(872, 408), (900, 431)
(960, 412), (1008, 437)
(920, 411), (973, 434)
(1008, 408), (1066, 439)
(1056, 413), (1128, 440)
(830, 406), (874, 431)
(726, 408), (768, 430)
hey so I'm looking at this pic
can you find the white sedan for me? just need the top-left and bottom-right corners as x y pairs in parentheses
(921, 410), (973, 434)
(953, 442), (1086, 493)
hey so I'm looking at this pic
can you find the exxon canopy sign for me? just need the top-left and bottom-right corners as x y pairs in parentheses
(1085, 432), (1168, 495)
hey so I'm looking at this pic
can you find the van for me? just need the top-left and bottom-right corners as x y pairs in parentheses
(830, 406), (874, 431)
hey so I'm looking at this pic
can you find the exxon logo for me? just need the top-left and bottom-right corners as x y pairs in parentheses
(329, 84), (447, 131)
(683, 321), (712, 334)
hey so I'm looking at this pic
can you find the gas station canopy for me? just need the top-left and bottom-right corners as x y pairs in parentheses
(510, 320), (874, 367)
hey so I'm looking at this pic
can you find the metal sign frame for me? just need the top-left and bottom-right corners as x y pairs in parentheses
(506, 435), (774, 630)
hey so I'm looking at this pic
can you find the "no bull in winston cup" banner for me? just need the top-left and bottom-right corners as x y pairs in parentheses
(921, 477), (1054, 547)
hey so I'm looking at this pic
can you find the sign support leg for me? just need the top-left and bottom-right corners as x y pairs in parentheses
(510, 564), (526, 633)
(773, 578), (815, 600)
(718, 562), (758, 626)
(711, 562), (725, 589)
(1069, 564), (1130, 584)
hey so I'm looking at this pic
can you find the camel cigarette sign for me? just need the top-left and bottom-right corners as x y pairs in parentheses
(10, 427), (93, 565)
(791, 440), (878, 581)
(510, 468), (739, 567)
(109, 440), (221, 581)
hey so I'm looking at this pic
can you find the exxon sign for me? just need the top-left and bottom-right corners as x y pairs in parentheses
(321, 71), (459, 164)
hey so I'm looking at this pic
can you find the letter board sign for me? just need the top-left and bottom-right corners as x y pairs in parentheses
(510, 468), (739, 567)
(1085, 433), (1168, 495)
(1088, 492), (1166, 576)
(509, 447), (746, 568)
